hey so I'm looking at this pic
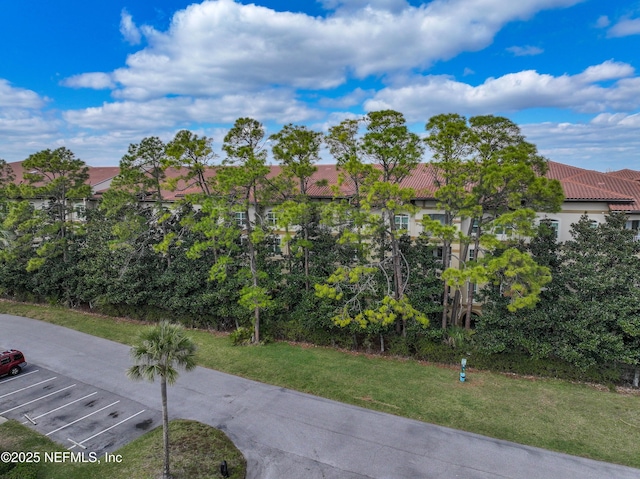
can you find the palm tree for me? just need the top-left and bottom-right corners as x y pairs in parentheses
(127, 321), (197, 479)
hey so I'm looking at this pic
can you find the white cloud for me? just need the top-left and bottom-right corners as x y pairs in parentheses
(607, 17), (640, 37)
(0, 80), (57, 160)
(64, 0), (583, 101)
(364, 61), (639, 120)
(576, 60), (635, 82)
(595, 15), (610, 28)
(120, 9), (142, 45)
(63, 90), (321, 131)
(506, 45), (544, 56)
(318, 0), (410, 13)
(318, 88), (373, 108)
(522, 116), (640, 171)
(62, 72), (115, 90)
(0, 79), (47, 109)
(0, 113), (59, 137)
(0, 108), (62, 161)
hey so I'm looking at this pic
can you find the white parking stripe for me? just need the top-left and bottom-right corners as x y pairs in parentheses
(0, 377), (56, 399)
(45, 400), (120, 436)
(68, 409), (147, 449)
(0, 369), (40, 383)
(0, 384), (76, 415)
(22, 392), (98, 424)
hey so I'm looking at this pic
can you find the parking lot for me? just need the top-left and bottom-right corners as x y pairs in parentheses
(0, 364), (161, 455)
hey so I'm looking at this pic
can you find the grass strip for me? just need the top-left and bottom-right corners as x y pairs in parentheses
(1, 301), (639, 469)
(0, 419), (245, 479)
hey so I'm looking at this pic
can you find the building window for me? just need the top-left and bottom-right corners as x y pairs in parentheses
(268, 236), (282, 254)
(539, 219), (559, 240)
(428, 213), (446, 225)
(625, 220), (640, 231)
(472, 283), (479, 301)
(494, 224), (513, 236)
(468, 248), (475, 261)
(434, 247), (452, 265)
(394, 214), (409, 232)
(471, 219), (479, 236)
(235, 211), (246, 227)
(266, 211), (278, 227)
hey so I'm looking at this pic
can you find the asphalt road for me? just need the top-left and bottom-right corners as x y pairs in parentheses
(2, 313), (639, 479)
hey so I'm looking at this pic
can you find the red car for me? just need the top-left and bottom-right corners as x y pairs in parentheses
(0, 349), (27, 377)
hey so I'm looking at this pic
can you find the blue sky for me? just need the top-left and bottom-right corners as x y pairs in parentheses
(2, 0), (640, 171)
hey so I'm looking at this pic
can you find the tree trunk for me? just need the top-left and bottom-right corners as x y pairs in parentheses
(248, 236), (260, 343)
(388, 212), (405, 336)
(465, 233), (481, 330)
(464, 281), (474, 330)
(441, 240), (450, 329)
(161, 377), (171, 479)
(245, 204), (260, 343)
(450, 290), (462, 327)
(304, 225), (310, 291)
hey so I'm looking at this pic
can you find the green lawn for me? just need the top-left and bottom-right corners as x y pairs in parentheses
(0, 419), (246, 479)
(1, 300), (640, 469)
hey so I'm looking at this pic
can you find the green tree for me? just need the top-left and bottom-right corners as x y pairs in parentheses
(555, 214), (640, 369)
(424, 113), (474, 328)
(191, 117), (274, 343)
(0, 158), (15, 193)
(318, 110), (429, 337)
(127, 321), (197, 479)
(104, 136), (180, 270)
(13, 148), (91, 271)
(477, 214), (640, 374)
(324, 118), (376, 259)
(165, 129), (217, 197)
(115, 136), (172, 205)
(0, 159), (16, 250)
(424, 114), (564, 329)
(270, 123), (322, 290)
(474, 221), (561, 357)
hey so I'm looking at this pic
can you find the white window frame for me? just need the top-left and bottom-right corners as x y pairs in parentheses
(266, 211), (278, 227)
(394, 214), (410, 232)
(235, 211), (246, 228)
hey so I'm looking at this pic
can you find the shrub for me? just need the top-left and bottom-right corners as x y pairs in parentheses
(229, 327), (252, 346)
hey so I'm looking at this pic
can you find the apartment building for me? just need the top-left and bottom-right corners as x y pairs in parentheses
(6, 159), (640, 242)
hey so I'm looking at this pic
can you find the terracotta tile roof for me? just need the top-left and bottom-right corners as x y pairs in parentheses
(8, 159), (640, 213)
(546, 161), (640, 211)
(8, 161), (119, 190)
(545, 161), (589, 181)
(560, 180), (632, 201)
(606, 169), (640, 181)
(88, 167), (120, 186)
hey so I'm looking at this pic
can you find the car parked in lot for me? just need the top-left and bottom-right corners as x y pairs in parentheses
(0, 349), (27, 377)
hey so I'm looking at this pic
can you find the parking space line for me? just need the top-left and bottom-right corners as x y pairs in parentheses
(68, 409), (147, 449)
(0, 370), (40, 384)
(0, 377), (56, 399)
(22, 392), (98, 424)
(45, 400), (120, 436)
(0, 384), (76, 415)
